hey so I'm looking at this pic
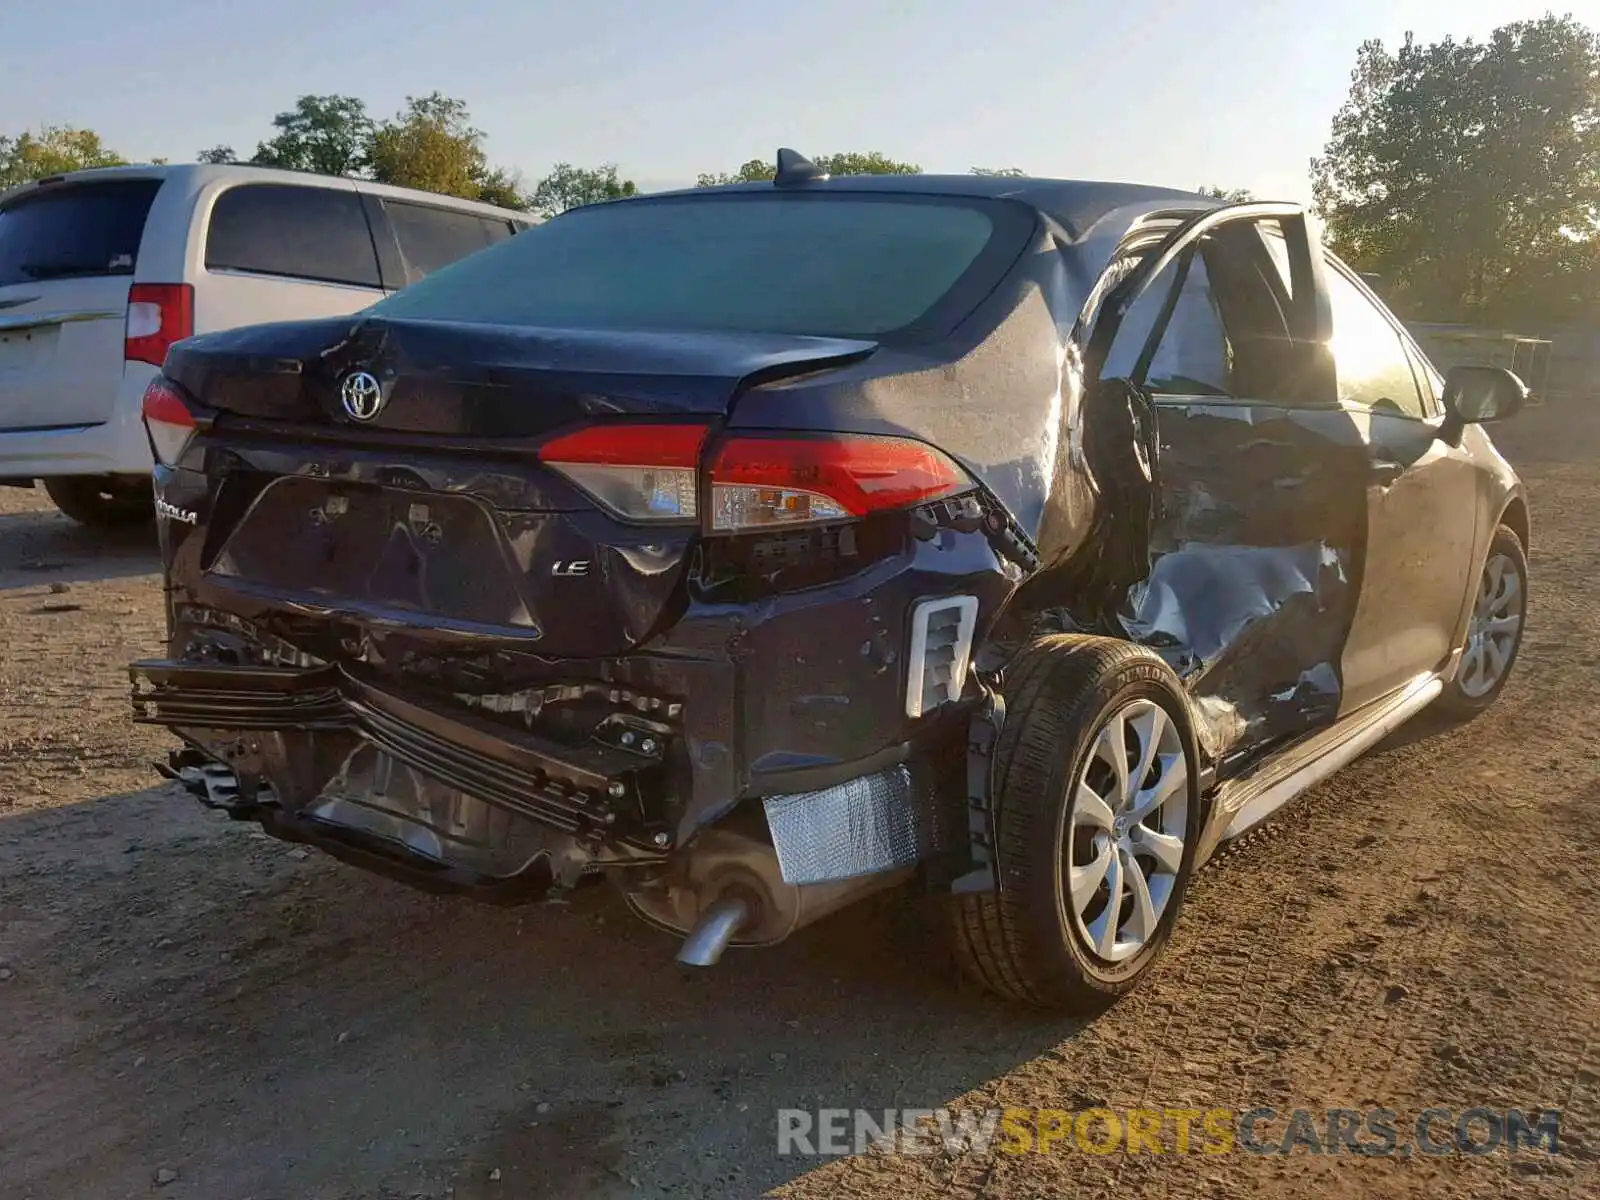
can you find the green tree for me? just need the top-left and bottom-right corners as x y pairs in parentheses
(197, 145), (237, 164)
(696, 158), (775, 187)
(1311, 16), (1600, 325)
(1198, 185), (1254, 201)
(971, 166), (1026, 177)
(815, 151), (920, 177)
(250, 95), (372, 177)
(696, 151), (921, 187)
(0, 126), (126, 189)
(530, 162), (637, 217)
(475, 168), (527, 210)
(367, 93), (526, 207)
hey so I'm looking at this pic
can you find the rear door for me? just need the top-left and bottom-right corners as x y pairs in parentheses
(1090, 206), (1373, 764)
(198, 181), (388, 334)
(0, 177), (162, 430)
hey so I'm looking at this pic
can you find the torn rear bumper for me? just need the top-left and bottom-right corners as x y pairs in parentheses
(161, 746), (559, 904)
(131, 659), (668, 848)
(131, 656), (973, 924)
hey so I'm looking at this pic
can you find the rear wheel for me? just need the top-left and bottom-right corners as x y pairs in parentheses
(43, 476), (153, 530)
(1437, 523), (1527, 717)
(948, 636), (1200, 1010)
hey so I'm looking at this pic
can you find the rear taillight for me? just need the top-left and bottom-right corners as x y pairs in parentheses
(141, 377), (198, 466)
(537, 424), (974, 531)
(125, 284), (194, 367)
(539, 424), (707, 522)
(708, 433), (972, 531)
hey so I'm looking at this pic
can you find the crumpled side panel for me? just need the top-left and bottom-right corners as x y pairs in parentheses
(1119, 542), (1348, 758)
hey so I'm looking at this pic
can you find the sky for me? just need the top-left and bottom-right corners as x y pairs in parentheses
(0, 0), (1577, 201)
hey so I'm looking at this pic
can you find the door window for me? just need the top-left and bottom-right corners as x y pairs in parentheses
(1102, 219), (1307, 405)
(383, 200), (516, 280)
(1258, 225), (1297, 301)
(205, 184), (382, 288)
(1323, 264), (1428, 418)
(1104, 251), (1232, 396)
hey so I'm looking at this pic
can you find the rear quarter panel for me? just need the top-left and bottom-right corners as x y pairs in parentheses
(727, 223), (1097, 553)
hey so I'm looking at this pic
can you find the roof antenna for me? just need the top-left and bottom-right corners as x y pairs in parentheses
(774, 148), (828, 187)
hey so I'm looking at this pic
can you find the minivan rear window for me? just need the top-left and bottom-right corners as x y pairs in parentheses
(371, 194), (1030, 342)
(0, 180), (161, 288)
(383, 199), (517, 281)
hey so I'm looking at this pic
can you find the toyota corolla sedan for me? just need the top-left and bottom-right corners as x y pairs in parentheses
(129, 152), (1528, 1011)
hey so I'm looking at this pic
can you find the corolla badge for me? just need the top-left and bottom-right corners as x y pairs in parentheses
(340, 370), (385, 421)
(154, 497), (198, 525)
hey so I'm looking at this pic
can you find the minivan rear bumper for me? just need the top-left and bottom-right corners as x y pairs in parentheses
(0, 362), (156, 477)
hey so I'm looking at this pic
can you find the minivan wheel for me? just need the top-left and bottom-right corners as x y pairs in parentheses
(948, 636), (1201, 1011)
(1437, 523), (1527, 717)
(43, 476), (154, 530)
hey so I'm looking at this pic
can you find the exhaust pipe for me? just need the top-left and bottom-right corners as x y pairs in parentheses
(628, 827), (917, 965)
(675, 892), (753, 967)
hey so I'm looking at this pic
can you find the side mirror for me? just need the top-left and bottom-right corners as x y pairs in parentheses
(1439, 365), (1527, 445)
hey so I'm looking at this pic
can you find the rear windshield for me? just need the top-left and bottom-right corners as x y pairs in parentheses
(371, 194), (1029, 342)
(0, 180), (161, 287)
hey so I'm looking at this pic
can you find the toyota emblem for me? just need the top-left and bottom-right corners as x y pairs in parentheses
(340, 371), (384, 421)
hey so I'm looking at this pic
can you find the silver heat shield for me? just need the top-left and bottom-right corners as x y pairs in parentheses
(762, 765), (940, 885)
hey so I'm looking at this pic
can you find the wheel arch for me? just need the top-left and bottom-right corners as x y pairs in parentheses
(1499, 493), (1530, 554)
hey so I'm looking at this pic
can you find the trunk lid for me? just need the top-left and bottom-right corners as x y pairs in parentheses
(165, 315), (877, 436)
(0, 178), (163, 431)
(172, 316), (877, 657)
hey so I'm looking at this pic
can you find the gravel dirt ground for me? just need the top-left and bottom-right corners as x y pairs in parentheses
(1, 402), (1596, 1200)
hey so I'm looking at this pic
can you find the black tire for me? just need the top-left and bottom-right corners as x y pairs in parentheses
(43, 476), (154, 530)
(1436, 523), (1528, 718)
(948, 636), (1201, 1011)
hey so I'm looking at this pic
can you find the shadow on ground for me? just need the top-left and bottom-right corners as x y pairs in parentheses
(0, 504), (158, 589)
(0, 785), (1083, 1199)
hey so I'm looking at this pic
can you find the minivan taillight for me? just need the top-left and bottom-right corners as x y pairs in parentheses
(125, 284), (194, 367)
(141, 377), (198, 466)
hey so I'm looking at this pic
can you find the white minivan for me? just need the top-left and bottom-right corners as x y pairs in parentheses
(0, 164), (534, 527)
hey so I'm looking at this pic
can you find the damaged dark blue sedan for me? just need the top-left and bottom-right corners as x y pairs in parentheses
(129, 152), (1530, 1010)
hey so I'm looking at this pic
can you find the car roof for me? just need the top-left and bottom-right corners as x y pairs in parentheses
(0, 162), (533, 222)
(645, 173), (1224, 241)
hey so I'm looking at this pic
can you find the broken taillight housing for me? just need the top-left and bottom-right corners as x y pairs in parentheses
(707, 433), (972, 531)
(539, 424), (707, 522)
(141, 377), (198, 467)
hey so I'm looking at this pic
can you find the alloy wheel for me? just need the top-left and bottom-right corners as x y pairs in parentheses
(1459, 552), (1524, 698)
(1063, 699), (1189, 962)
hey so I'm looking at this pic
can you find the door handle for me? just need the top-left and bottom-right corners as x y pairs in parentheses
(1370, 461), (1404, 486)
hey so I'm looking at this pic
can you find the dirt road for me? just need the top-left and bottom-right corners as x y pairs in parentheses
(1, 404), (1596, 1200)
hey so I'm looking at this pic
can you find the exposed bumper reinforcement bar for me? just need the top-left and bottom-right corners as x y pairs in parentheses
(130, 659), (671, 846)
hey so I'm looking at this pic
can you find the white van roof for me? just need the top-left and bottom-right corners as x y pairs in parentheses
(0, 162), (537, 223)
